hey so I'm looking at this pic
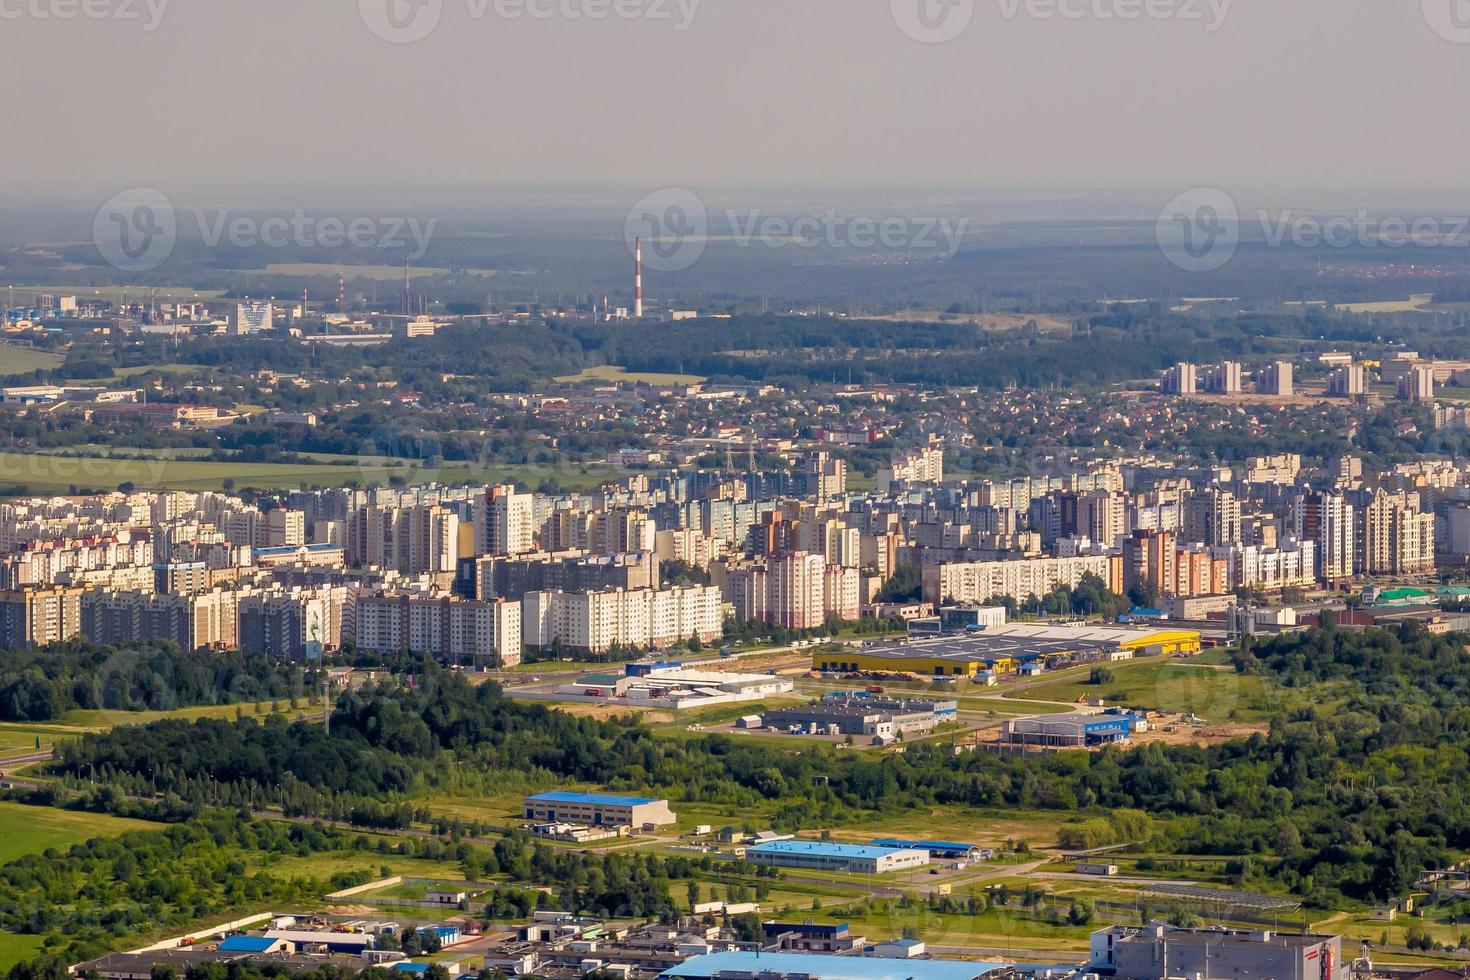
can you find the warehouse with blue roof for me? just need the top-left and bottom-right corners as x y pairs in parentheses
(870, 838), (983, 860)
(1001, 709), (1147, 748)
(523, 791), (676, 827)
(746, 839), (930, 874)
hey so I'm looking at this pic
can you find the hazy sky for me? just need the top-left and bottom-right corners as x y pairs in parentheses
(3, 0), (1469, 203)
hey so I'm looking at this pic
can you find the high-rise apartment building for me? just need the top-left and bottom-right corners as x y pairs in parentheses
(482, 485), (535, 557)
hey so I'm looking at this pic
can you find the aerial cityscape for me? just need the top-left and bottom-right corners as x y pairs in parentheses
(2, 4), (1470, 980)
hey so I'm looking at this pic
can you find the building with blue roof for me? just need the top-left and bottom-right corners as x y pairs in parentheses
(216, 936), (281, 954)
(1002, 710), (1141, 747)
(658, 951), (1004, 980)
(523, 791), (676, 827)
(746, 839), (930, 874)
(870, 838), (983, 860)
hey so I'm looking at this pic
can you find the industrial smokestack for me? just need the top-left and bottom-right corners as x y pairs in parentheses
(634, 237), (644, 319)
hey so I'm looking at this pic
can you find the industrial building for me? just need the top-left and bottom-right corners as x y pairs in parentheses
(814, 623), (1201, 679)
(762, 922), (866, 953)
(906, 604), (1009, 638)
(870, 838), (985, 860)
(660, 951), (1004, 980)
(1002, 709), (1146, 748)
(745, 839), (931, 874)
(1090, 926), (1344, 980)
(545, 664), (794, 710)
(759, 696), (955, 739)
(522, 791), (677, 828)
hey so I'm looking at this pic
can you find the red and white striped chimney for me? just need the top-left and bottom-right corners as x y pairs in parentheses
(634, 237), (644, 319)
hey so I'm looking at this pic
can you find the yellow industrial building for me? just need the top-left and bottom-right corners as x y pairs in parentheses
(814, 623), (1203, 678)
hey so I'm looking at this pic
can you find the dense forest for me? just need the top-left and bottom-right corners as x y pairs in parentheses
(20, 305), (1470, 397)
(52, 624), (1470, 908)
(0, 641), (313, 722)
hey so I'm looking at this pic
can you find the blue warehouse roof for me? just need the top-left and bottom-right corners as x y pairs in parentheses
(660, 951), (1004, 980)
(217, 936), (278, 953)
(871, 838), (980, 853)
(527, 791), (662, 807)
(749, 839), (919, 860)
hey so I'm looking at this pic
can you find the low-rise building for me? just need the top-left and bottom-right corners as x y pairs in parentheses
(745, 840), (930, 874)
(522, 791), (677, 828)
(1002, 709), (1144, 748)
(1091, 926), (1344, 980)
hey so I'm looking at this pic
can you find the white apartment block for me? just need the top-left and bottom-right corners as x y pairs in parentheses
(1214, 541), (1316, 591)
(239, 587), (350, 659)
(1358, 491), (1436, 575)
(354, 591), (521, 666)
(877, 446), (945, 492)
(921, 554), (1120, 606)
(82, 586), (249, 651)
(482, 484), (536, 557)
(0, 534), (154, 589)
(521, 585), (721, 654)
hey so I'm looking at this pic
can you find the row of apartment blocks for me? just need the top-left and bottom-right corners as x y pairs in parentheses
(1166, 354), (1440, 404)
(924, 486), (1437, 602)
(0, 579), (725, 661)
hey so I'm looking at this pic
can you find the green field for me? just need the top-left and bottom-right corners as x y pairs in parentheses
(0, 345), (64, 377)
(0, 802), (163, 866)
(555, 365), (708, 386)
(0, 701), (316, 761)
(1005, 658), (1274, 723)
(0, 451), (627, 496)
(0, 934), (45, 972)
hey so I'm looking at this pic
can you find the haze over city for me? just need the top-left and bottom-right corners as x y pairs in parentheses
(2, 0), (1469, 198)
(5, 6), (1470, 980)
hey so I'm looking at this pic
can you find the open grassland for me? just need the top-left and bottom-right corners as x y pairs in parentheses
(824, 806), (1068, 851)
(0, 802), (163, 866)
(0, 345), (64, 377)
(260, 848), (467, 885)
(1004, 658), (1276, 723)
(555, 365), (708, 386)
(0, 701), (314, 761)
(60, 700), (317, 730)
(0, 934), (45, 972)
(809, 902), (1092, 952)
(0, 451), (626, 496)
